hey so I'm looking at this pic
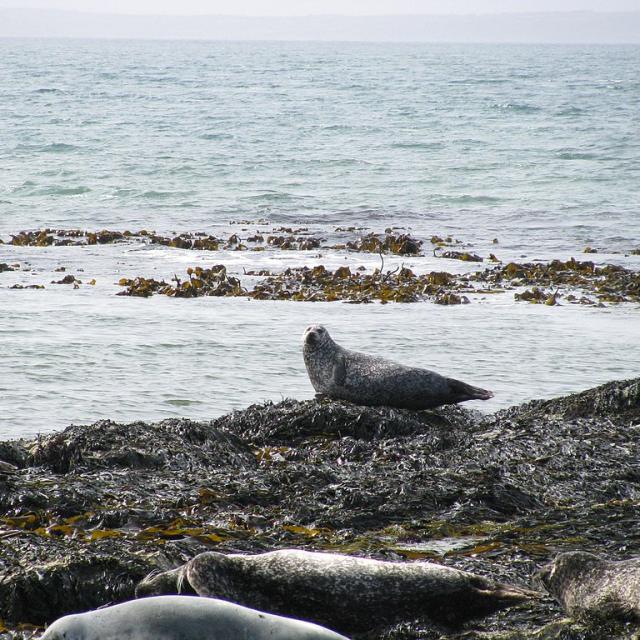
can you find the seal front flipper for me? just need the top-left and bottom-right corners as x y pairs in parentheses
(331, 354), (347, 388)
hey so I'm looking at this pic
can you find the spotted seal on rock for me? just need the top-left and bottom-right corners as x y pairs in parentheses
(538, 551), (640, 621)
(41, 595), (350, 640)
(136, 549), (534, 633)
(302, 324), (494, 410)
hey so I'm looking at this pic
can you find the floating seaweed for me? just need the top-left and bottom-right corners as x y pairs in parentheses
(430, 235), (462, 247)
(9, 284), (45, 290)
(117, 265), (244, 298)
(5, 228), (331, 253)
(250, 265), (470, 304)
(116, 263), (469, 304)
(6, 229), (639, 307)
(472, 258), (640, 305)
(345, 232), (423, 256)
(51, 274), (80, 285)
(437, 250), (484, 262)
(265, 235), (322, 251)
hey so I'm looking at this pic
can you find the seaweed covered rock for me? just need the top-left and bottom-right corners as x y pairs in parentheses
(0, 378), (639, 638)
(28, 418), (253, 474)
(213, 398), (477, 444)
(0, 537), (152, 625)
(498, 377), (640, 422)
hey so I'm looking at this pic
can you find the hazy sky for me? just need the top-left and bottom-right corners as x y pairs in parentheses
(3, 0), (639, 14)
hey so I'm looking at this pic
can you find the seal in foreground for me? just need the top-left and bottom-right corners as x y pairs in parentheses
(302, 324), (493, 410)
(136, 549), (535, 633)
(41, 595), (350, 640)
(539, 551), (640, 621)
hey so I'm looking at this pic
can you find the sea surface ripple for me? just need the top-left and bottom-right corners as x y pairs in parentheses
(1, 40), (639, 438)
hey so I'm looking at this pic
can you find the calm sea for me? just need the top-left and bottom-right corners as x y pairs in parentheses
(1, 39), (639, 438)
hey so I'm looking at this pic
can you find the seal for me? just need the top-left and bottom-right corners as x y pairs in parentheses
(40, 595), (350, 640)
(538, 551), (640, 621)
(136, 549), (535, 633)
(302, 324), (494, 410)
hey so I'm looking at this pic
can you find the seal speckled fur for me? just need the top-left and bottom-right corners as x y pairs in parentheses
(137, 549), (534, 633)
(41, 595), (349, 640)
(302, 324), (493, 410)
(539, 551), (640, 621)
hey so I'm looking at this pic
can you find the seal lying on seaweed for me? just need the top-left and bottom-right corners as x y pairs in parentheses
(136, 549), (535, 634)
(302, 324), (493, 410)
(539, 551), (640, 621)
(41, 595), (350, 640)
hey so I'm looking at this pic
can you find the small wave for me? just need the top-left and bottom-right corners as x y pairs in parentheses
(391, 141), (444, 150)
(449, 78), (509, 85)
(137, 190), (195, 199)
(492, 102), (541, 114)
(164, 399), (200, 407)
(41, 143), (80, 153)
(11, 180), (36, 194)
(199, 133), (234, 140)
(38, 169), (76, 177)
(321, 124), (353, 131)
(33, 88), (62, 94)
(40, 186), (91, 196)
(556, 106), (586, 117)
(113, 188), (135, 197)
(558, 151), (598, 160)
(13, 143), (79, 153)
(444, 194), (502, 204)
(245, 191), (295, 202)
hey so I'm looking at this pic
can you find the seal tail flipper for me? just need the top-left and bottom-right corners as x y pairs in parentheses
(446, 377), (494, 402)
(467, 577), (542, 617)
(481, 583), (543, 604)
(135, 566), (194, 598)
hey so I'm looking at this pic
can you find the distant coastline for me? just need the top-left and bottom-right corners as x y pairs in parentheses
(1, 9), (640, 43)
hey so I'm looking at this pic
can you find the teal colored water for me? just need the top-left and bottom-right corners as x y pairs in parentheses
(2, 40), (639, 245)
(1, 40), (639, 438)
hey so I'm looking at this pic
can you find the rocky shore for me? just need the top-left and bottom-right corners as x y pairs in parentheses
(1, 378), (639, 639)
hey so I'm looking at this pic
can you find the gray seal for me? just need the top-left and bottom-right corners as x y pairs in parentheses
(136, 549), (534, 633)
(302, 324), (493, 410)
(40, 595), (349, 640)
(538, 551), (640, 621)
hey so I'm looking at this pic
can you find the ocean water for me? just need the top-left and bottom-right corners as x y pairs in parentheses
(1, 39), (639, 439)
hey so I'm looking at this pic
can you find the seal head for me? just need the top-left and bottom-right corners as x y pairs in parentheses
(303, 325), (334, 352)
(538, 551), (640, 621)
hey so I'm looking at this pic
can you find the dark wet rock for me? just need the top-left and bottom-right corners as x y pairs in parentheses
(0, 378), (639, 638)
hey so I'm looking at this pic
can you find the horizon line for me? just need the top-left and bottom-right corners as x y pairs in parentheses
(4, 7), (640, 18)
